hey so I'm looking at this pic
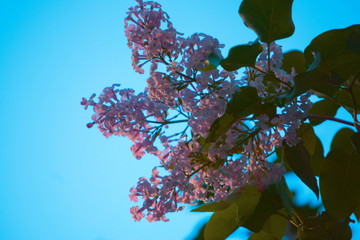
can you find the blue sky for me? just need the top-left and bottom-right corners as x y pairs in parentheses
(0, 0), (359, 239)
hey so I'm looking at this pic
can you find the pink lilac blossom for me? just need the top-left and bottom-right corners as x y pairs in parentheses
(82, 0), (313, 222)
(124, 0), (180, 73)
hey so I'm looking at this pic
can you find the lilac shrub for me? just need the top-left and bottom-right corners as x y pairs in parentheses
(82, 0), (313, 222)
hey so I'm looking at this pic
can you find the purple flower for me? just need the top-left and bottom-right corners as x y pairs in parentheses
(82, 0), (314, 222)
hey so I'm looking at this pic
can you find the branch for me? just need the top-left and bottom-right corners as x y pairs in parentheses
(307, 114), (357, 127)
(146, 119), (189, 124)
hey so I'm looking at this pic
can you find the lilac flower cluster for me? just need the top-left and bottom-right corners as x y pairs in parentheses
(82, 0), (313, 222)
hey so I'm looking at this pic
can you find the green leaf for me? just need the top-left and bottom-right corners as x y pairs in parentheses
(348, 29), (360, 54)
(282, 50), (306, 74)
(248, 231), (277, 240)
(351, 132), (360, 155)
(297, 124), (325, 176)
(192, 188), (260, 213)
(298, 212), (352, 240)
(323, 215), (352, 240)
(206, 87), (263, 143)
(198, 52), (223, 72)
(233, 187), (262, 223)
(220, 42), (263, 71)
(307, 98), (340, 126)
(333, 89), (354, 113)
(243, 185), (283, 232)
(275, 125), (325, 176)
(292, 204), (322, 224)
(274, 147), (291, 173)
(309, 136), (325, 176)
(239, 0), (295, 43)
(191, 201), (231, 212)
(204, 186), (261, 240)
(261, 208), (288, 239)
(304, 25), (360, 81)
(204, 203), (239, 240)
(256, 102), (277, 119)
(333, 84), (360, 114)
(354, 205), (360, 221)
(293, 51), (343, 98)
(283, 141), (319, 198)
(248, 208), (288, 239)
(320, 149), (360, 220)
(275, 177), (292, 215)
(190, 222), (206, 240)
(331, 128), (356, 154)
(298, 124), (317, 156)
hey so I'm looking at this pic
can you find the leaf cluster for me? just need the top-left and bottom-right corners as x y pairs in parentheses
(191, 0), (360, 239)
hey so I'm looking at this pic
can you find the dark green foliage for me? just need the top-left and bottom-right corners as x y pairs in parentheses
(189, 223), (206, 240)
(243, 185), (284, 233)
(348, 29), (360, 54)
(333, 81), (360, 114)
(307, 98), (340, 126)
(282, 50), (306, 74)
(283, 141), (319, 198)
(203, 186), (262, 240)
(248, 231), (278, 240)
(220, 42), (263, 71)
(297, 124), (325, 176)
(351, 132), (360, 154)
(275, 177), (292, 214)
(355, 206), (360, 221)
(330, 128), (356, 153)
(319, 128), (360, 220)
(290, 25), (360, 100)
(188, 2), (360, 240)
(275, 124), (325, 176)
(206, 87), (274, 143)
(196, 185), (288, 240)
(203, 203), (240, 240)
(298, 124), (317, 156)
(293, 51), (343, 98)
(191, 190), (255, 213)
(239, 0), (295, 43)
(191, 201), (231, 212)
(304, 25), (360, 81)
(309, 136), (325, 176)
(258, 209), (288, 239)
(297, 212), (352, 240)
(320, 148), (360, 220)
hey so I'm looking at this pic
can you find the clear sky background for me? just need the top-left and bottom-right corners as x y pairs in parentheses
(0, 0), (359, 240)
